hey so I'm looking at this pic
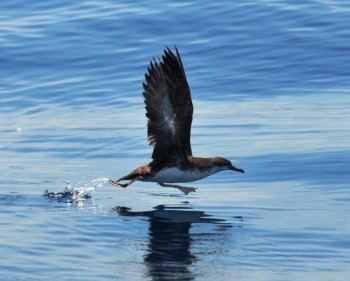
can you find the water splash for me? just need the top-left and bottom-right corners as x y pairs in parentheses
(44, 177), (110, 203)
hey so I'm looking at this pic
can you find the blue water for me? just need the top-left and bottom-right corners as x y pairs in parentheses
(1, 1), (350, 280)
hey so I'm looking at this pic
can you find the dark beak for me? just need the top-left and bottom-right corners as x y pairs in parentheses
(230, 165), (245, 174)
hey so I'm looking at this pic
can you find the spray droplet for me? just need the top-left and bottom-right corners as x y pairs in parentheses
(45, 177), (110, 203)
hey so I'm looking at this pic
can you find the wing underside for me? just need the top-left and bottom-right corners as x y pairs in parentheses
(143, 47), (193, 163)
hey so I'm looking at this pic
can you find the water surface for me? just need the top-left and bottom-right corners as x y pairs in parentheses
(1, 1), (350, 280)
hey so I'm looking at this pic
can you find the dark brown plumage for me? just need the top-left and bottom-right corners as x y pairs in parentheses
(110, 47), (244, 194)
(143, 47), (193, 164)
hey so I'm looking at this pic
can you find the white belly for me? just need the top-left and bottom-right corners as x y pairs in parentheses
(145, 167), (219, 183)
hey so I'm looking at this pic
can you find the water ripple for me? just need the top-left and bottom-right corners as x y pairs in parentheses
(1, 1), (350, 280)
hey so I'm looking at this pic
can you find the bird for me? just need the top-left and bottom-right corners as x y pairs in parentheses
(109, 47), (244, 195)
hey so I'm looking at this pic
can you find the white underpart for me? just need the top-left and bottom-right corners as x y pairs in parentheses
(146, 167), (223, 183)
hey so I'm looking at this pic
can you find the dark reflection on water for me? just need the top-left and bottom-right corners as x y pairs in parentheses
(114, 205), (234, 281)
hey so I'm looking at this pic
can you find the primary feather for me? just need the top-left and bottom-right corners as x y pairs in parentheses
(143, 47), (193, 163)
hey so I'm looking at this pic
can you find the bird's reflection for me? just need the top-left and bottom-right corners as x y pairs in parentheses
(114, 204), (238, 281)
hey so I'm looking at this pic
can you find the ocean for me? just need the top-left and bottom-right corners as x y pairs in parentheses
(1, 1), (350, 280)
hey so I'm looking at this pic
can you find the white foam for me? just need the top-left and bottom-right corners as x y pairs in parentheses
(45, 177), (110, 203)
(69, 177), (110, 200)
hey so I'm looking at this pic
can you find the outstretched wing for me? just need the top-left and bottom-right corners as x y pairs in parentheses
(143, 47), (193, 163)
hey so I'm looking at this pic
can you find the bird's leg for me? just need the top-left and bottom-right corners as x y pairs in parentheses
(109, 178), (137, 188)
(158, 183), (197, 195)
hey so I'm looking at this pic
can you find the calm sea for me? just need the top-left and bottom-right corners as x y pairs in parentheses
(1, 1), (350, 280)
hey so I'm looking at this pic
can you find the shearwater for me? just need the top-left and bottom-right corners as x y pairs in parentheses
(110, 47), (244, 194)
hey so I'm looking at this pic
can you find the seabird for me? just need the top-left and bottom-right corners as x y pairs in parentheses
(110, 47), (244, 194)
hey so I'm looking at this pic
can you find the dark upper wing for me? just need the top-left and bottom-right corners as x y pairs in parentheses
(143, 47), (193, 163)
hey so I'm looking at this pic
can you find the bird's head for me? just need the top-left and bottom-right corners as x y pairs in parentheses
(212, 157), (245, 174)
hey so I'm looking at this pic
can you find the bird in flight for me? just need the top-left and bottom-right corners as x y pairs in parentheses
(110, 47), (244, 194)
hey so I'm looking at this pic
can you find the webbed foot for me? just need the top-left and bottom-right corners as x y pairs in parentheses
(159, 183), (197, 195)
(176, 186), (197, 195)
(109, 179), (126, 187)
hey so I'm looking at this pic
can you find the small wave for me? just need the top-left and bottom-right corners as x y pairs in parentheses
(44, 177), (109, 203)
